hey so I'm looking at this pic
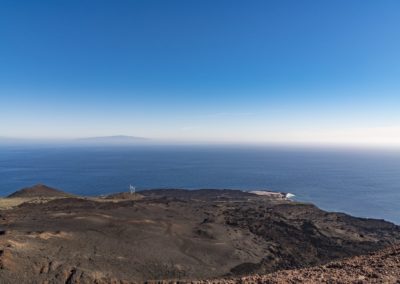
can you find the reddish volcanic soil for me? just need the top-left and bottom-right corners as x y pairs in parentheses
(195, 244), (400, 284)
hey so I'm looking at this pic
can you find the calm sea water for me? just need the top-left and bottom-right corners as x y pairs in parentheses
(0, 145), (399, 224)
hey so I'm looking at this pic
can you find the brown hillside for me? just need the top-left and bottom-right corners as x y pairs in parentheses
(7, 184), (72, 198)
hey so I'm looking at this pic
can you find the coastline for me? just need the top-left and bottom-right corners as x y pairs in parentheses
(0, 185), (398, 283)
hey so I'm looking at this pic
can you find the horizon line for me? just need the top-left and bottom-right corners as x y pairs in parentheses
(1, 135), (400, 150)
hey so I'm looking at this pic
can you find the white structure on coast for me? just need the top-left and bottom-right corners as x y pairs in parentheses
(250, 190), (295, 200)
(129, 185), (136, 195)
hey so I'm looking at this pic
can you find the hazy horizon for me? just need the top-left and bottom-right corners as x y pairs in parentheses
(3, 135), (400, 152)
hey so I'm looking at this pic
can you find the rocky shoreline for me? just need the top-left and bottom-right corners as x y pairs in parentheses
(0, 185), (399, 283)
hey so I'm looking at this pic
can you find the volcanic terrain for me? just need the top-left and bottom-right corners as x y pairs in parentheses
(0, 186), (398, 283)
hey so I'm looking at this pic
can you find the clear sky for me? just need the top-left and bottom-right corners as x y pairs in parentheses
(1, 0), (400, 145)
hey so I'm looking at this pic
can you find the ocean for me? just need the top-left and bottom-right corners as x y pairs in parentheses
(0, 145), (399, 224)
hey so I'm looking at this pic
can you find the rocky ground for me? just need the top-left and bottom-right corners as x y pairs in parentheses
(194, 244), (400, 284)
(0, 185), (399, 283)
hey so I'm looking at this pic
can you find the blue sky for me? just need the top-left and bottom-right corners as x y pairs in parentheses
(1, 0), (400, 145)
